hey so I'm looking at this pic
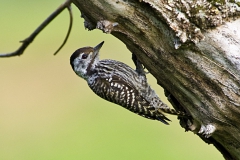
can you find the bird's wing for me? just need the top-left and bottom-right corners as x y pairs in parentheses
(89, 74), (170, 125)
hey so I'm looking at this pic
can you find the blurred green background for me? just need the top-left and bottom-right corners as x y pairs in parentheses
(0, 1), (223, 160)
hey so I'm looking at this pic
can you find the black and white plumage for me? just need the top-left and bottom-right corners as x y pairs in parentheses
(70, 41), (184, 124)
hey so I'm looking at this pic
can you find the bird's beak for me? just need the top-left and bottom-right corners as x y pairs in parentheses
(93, 41), (104, 55)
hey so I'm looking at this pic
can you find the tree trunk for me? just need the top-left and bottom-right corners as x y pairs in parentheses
(71, 0), (240, 159)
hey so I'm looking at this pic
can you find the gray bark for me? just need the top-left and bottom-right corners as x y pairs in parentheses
(71, 0), (240, 159)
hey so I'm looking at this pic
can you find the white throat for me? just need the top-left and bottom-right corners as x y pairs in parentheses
(73, 55), (99, 80)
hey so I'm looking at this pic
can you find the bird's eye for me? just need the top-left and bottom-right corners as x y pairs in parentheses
(81, 53), (88, 59)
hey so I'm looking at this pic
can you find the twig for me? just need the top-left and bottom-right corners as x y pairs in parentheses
(0, 0), (72, 58)
(53, 5), (73, 55)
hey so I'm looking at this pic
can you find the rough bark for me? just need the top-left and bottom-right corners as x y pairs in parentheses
(71, 0), (240, 159)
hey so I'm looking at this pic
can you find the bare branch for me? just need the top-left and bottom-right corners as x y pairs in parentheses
(0, 0), (72, 58)
(53, 5), (73, 55)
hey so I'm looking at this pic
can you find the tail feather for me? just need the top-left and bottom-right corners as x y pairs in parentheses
(156, 114), (171, 125)
(158, 108), (187, 117)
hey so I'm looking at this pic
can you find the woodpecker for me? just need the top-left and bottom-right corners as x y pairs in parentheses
(70, 41), (185, 124)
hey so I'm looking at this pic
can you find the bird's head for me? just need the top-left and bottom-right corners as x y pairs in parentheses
(70, 41), (104, 79)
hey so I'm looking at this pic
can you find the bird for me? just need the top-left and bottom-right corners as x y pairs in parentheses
(70, 41), (186, 125)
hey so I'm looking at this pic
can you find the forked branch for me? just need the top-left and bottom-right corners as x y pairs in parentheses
(0, 0), (72, 57)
